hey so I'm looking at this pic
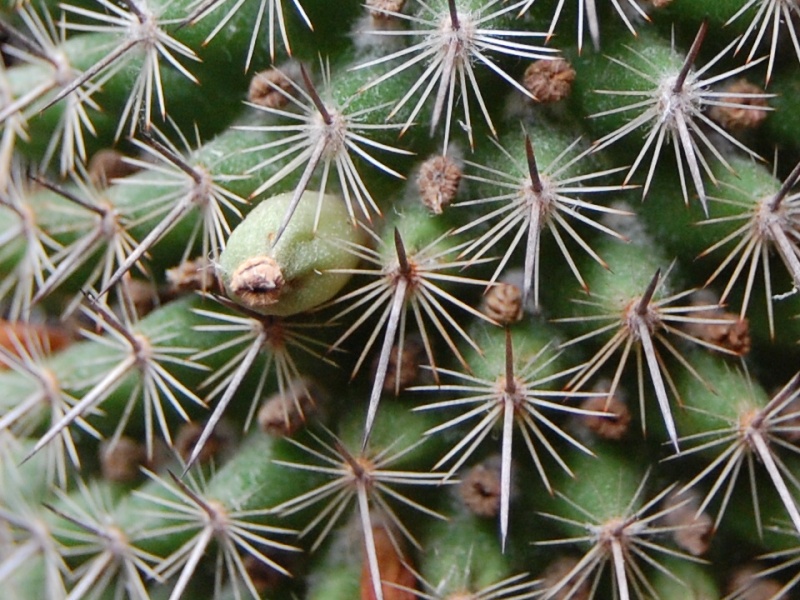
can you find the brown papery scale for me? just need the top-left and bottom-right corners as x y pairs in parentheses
(366, 0), (406, 19)
(481, 282), (523, 325)
(248, 68), (296, 109)
(89, 148), (140, 187)
(360, 524), (416, 600)
(257, 378), (323, 437)
(459, 457), (502, 517)
(709, 79), (770, 131)
(660, 489), (713, 556)
(99, 436), (147, 483)
(578, 387), (631, 441)
(229, 256), (285, 309)
(175, 420), (233, 465)
(540, 556), (591, 600)
(165, 257), (221, 295)
(417, 154), (462, 214)
(725, 565), (785, 600)
(522, 58), (576, 104)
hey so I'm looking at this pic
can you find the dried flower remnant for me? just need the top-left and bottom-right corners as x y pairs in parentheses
(659, 489), (713, 556)
(459, 456), (503, 518)
(174, 420), (234, 465)
(366, 0), (407, 20)
(540, 556), (591, 600)
(240, 555), (290, 595)
(99, 436), (148, 483)
(229, 256), (285, 309)
(726, 564), (786, 600)
(417, 154), (462, 214)
(708, 79), (770, 132)
(374, 338), (425, 396)
(248, 67), (296, 109)
(258, 377), (324, 437)
(735, 529), (800, 600)
(165, 257), (221, 295)
(591, 21), (772, 215)
(522, 58), (576, 104)
(355, 0), (558, 152)
(88, 149), (141, 188)
(681, 292), (751, 356)
(577, 385), (631, 441)
(481, 282), (523, 325)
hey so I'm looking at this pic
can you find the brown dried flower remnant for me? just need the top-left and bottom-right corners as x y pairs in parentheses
(166, 257), (221, 295)
(175, 420), (233, 465)
(89, 149), (140, 187)
(683, 292), (751, 356)
(360, 524), (416, 600)
(374, 338), (424, 395)
(243, 553), (293, 594)
(709, 79), (770, 132)
(0, 320), (72, 360)
(99, 436), (148, 483)
(578, 392), (631, 441)
(258, 378), (323, 437)
(366, 0), (406, 20)
(660, 489), (713, 556)
(459, 457), (502, 518)
(416, 154), (462, 214)
(540, 556), (591, 600)
(726, 564), (785, 600)
(523, 58), (576, 104)
(481, 282), (523, 325)
(248, 68), (296, 109)
(230, 256), (285, 309)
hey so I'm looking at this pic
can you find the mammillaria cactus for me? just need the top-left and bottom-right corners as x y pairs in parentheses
(2, 1), (800, 599)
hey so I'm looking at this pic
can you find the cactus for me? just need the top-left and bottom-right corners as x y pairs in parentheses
(3, 1), (800, 599)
